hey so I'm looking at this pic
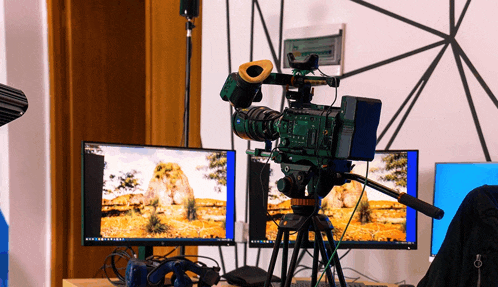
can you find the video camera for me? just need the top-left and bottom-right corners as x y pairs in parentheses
(220, 54), (382, 199)
(221, 55), (444, 287)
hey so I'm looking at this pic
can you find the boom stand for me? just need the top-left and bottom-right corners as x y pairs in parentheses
(264, 198), (347, 287)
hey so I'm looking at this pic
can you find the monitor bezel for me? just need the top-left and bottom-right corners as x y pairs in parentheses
(81, 141), (236, 247)
(248, 149), (419, 250)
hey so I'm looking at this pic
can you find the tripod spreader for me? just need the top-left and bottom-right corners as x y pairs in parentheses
(341, 173), (444, 220)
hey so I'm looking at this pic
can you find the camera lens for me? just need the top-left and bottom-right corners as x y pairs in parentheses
(232, 106), (280, 141)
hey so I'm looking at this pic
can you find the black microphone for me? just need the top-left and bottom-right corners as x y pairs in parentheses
(0, 83), (28, 127)
(180, 0), (200, 19)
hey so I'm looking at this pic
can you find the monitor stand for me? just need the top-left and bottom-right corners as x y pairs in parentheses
(138, 245), (187, 260)
(138, 246), (153, 260)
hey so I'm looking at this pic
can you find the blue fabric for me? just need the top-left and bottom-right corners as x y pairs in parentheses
(0, 210), (8, 286)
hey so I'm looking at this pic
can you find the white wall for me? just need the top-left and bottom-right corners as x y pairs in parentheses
(4, 0), (50, 286)
(200, 0), (498, 284)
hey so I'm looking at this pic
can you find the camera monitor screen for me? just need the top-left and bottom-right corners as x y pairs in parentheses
(249, 150), (418, 249)
(82, 142), (236, 246)
(430, 162), (498, 259)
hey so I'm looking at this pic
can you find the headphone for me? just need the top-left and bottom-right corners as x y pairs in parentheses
(125, 255), (220, 287)
(148, 256), (220, 287)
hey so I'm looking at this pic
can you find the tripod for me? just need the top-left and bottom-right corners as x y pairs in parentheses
(264, 198), (347, 287)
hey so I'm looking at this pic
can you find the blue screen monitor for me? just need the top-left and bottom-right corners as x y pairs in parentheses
(249, 150), (418, 249)
(81, 142), (236, 246)
(431, 162), (498, 258)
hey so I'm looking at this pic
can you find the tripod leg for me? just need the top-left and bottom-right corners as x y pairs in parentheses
(311, 234), (320, 286)
(284, 230), (306, 287)
(281, 231), (289, 285)
(324, 228), (347, 287)
(313, 227), (337, 287)
(265, 228), (284, 287)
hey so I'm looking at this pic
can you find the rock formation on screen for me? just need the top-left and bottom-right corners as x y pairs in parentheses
(322, 180), (368, 208)
(143, 162), (194, 207)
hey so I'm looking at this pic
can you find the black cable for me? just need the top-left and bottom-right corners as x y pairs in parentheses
(340, 267), (381, 283)
(270, 71), (342, 251)
(317, 68), (339, 107)
(253, 74), (341, 247)
(102, 247), (136, 286)
(315, 162), (370, 287)
(293, 265), (312, 277)
(145, 246), (180, 262)
(304, 249), (327, 266)
(147, 254), (221, 287)
(255, 247), (261, 267)
(277, 0), (285, 68)
(245, 0), (257, 271)
(255, 147), (281, 228)
(101, 247), (222, 287)
(172, 254), (221, 268)
(339, 249), (351, 260)
(218, 246), (227, 275)
(163, 246), (180, 258)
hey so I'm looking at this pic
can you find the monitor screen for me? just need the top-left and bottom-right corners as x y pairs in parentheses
(249, 150), (418, 249)
(81, 142), (236, 246)
(430, 162), (498, 258)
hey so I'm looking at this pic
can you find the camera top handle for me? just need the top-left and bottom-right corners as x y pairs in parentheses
(220, 56), (339, 109)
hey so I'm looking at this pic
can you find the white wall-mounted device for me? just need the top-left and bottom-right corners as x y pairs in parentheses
(283, 24), (345, 76)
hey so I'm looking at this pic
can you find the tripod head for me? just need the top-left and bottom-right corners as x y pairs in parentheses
(274, 160), (351, 200)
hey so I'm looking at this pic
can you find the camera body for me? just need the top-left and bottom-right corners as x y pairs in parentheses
(232, 96), (381, 167)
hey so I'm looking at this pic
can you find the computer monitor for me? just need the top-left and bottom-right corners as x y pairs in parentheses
(249, 150), (418, 249)
(81, 142), (236, 246)
(430, 162), (498, 260)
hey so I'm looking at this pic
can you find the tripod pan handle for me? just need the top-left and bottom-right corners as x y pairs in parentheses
(398, 192), (444, 220)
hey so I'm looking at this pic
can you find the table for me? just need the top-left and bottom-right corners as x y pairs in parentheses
(63, 278), (399, 287)
(62, 278), (232, 287)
